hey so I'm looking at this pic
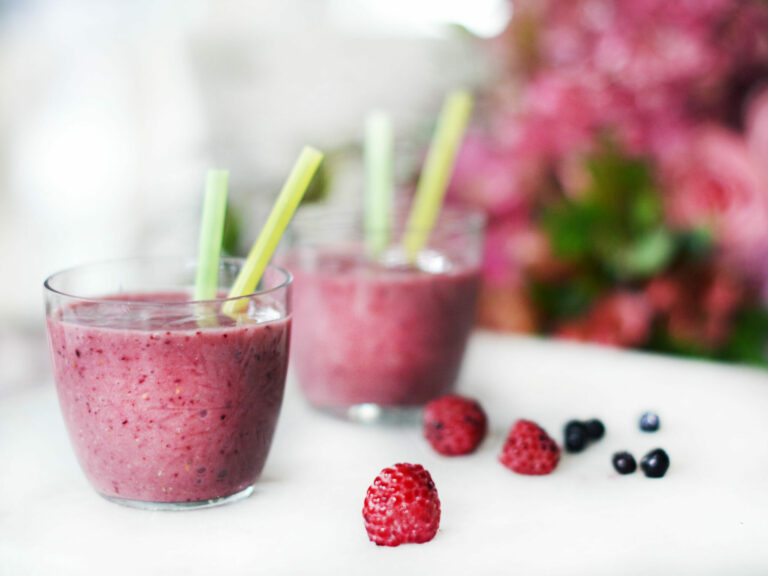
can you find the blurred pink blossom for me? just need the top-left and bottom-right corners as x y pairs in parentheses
(556, 292), (653, 348)
(494, 0), (767, 146)
(457, 0), (768, 345)
(645, 276), (683, 314)
(646, 269), (745, 350)
(662, 127), (768, 283)
(517, 71), (605, 159)
(448, 131), (538, 217)
(722, 3), (768, 73)
(480, 215), (551, 287)
(493, 68), (695, 170)
(509, 0), (732, 88)
(747, 87), (768, 181)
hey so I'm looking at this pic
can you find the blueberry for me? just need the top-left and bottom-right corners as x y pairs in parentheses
(564, 420), (585, 435)
(565, 430), (587, 453)
(639, 412), (660, 432)
(640, 448), (669, 478)
(584, 419), (605, 440)
(612, 451), (637, 475)
(564, 420), (588, 453)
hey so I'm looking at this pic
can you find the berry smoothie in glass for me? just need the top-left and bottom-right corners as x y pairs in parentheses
(44, 258), (292, 509)
(284, 205), (483, 421)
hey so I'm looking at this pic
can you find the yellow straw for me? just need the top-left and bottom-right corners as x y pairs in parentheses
(403, 91), (473, 259)
(222, 147), (323, 316)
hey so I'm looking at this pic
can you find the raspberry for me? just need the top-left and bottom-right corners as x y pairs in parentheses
(423, 395), (488, 456)
(362, 463), (441, 546)
(499, 420), (561, 475)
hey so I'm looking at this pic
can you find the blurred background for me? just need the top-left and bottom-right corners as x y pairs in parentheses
(0, 0), (505, 394)
(2, 0), (768, 396)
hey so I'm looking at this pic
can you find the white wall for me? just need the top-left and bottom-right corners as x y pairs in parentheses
(0, 0), (499, 327)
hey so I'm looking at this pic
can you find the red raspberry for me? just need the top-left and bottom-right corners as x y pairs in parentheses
(362, 463), (441, 547)
(499, 420), (561, 475)
(423, 395), (488, 456)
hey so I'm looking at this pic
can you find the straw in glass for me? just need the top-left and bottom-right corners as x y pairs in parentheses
(194, 170), (229, 301)
(364, 111), (393, 256)
(403, 91), (473, 259)
(222, 147), (324, 316)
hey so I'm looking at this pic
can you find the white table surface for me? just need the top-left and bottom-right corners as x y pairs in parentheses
(2, 332), (768, 575)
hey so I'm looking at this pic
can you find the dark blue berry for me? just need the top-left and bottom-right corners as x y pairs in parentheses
(612, 451), (637, 475)
(640, 448), (669, 478)
(564, 420), (584, 435)
(564, 420), (588, 453)
(639, 412), (660, 432)
(584, 419), (605, 440)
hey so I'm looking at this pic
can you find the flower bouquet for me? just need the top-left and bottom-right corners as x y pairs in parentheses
(448, 0), (768, 366)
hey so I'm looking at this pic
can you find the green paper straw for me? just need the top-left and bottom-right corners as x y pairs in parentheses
(364, 111), (393, 256)
(403, 91), (474, 259)
(222, 146), (324, 316)
(194, 170), (229, 301)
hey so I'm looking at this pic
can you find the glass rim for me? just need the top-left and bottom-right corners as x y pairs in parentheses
(291, 202), (486, 235)
(43, 256), (293, 306)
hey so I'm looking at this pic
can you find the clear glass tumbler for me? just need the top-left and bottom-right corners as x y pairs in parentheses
(44, 257), (292, 510)
(284, 204), (484, 422)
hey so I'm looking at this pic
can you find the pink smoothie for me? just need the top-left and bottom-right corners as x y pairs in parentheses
(289, 252), (480, 408)
(46, 293), (290, 503)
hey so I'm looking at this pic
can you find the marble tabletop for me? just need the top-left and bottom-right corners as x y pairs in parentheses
(2, 332), (768, 575)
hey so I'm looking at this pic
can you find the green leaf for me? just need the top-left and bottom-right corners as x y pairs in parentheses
(529, 278), (602, 323)
(629, 187), (663, 230)
(221, 201), (242, 257)
(542, 202), (602, 261)
(541, 139), (671, 283)
(603, 228), (675, 280)
(675, 228), (714, 261)
(646, 325), (715, 360)
(720, 307), (768, 368)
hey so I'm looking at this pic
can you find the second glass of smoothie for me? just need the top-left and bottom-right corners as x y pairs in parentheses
(284, 205), (484, 421)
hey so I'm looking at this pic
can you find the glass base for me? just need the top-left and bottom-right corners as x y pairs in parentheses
(316, 402), (423, 425)
(100, 484), (255, 511)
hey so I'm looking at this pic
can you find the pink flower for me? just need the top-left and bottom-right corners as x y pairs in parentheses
(467, 0), (768, 340)
(649, 269), (744, 316)
(704, 272), (744, 318)
(722, 2), (768, 74)
(448, 131), (539, 217)
(517, 71), (605, 159)
(645, 276), (683, 314)
(589, 292), (654, 347)
(481, 215), (552, 287)
(747, 87), (768, 182)
(662, 126), (768, 283)
(556, 292), (653, 348)
(508, 0), (733, 87)
(507, 68), (693, 163)
(647, 268), (745, 350)
(593, 24), (723, 95)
